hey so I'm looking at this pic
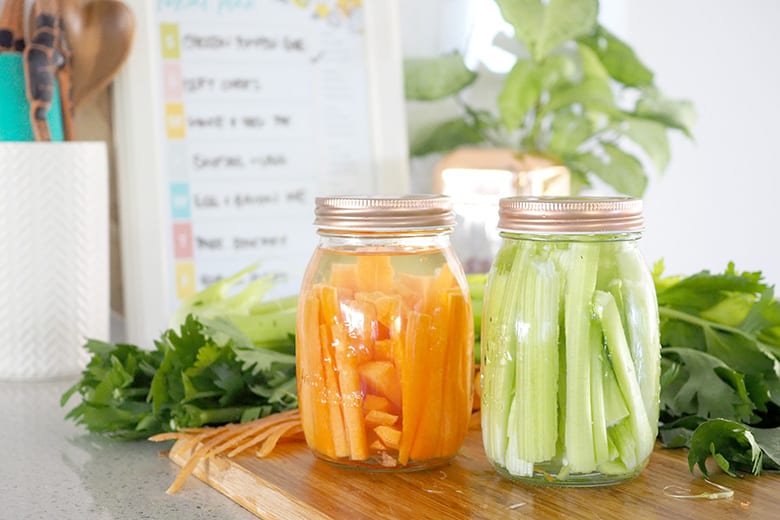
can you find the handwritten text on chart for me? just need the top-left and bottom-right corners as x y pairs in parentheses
(184, 104), (311, 140)
(159, 0), (259, 15)
(195, 233), (287, 252)
(180, 64), (311, 100)
(183, 142), (311, 177)
(192, 189), (306, 209)
(182, 34), (305, 52)
(188, 182), (314, 217)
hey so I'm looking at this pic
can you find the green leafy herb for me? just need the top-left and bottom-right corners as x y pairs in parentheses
(63, 270), (298, 439)
(655, 261), (780, 476)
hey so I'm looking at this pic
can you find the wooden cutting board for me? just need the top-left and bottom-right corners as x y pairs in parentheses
(168, 429), (779, 519)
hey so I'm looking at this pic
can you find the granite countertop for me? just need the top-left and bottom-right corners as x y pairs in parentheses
(0, 377), (256, 520)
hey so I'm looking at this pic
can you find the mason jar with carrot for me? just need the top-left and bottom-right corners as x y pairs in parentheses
(296, 195), (474, 470)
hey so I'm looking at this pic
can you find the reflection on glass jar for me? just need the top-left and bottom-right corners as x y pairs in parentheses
(297, 195), (474, 471)
(481, 197), (660, 486)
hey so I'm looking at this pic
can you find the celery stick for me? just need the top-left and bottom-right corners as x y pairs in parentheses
(602, 355), (630, 426)
(515, 250), (560, 463)
(607, 417), (638, 469)
(505, 395), (533, 476)
(594, 290), (654, 466)
(564, 242), (599, 473)
(228, 309), (297, 351)
(616, 248), (661, 435)
(481, 243), (515, 464)
(590, 324), (610, 465)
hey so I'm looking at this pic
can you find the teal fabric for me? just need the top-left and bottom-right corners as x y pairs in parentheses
(0, 54), (65, 141)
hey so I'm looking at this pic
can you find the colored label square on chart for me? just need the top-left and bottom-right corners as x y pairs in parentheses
(160, 23), (181, 59)
(175, 261), (196, 299)
(170, 182), (191, 219)
(163, 62), (183, 99)
(172, 222), (193, 258)
(165, 103), (186, 139)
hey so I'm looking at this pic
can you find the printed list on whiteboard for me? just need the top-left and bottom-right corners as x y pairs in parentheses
(156, 0), (375, 309)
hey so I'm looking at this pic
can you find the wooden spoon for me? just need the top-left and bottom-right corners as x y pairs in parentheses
(60, 0), (135, 108)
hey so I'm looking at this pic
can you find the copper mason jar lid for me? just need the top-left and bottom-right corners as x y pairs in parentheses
(498, 196), (644, 233)
(314, 195), (455, 231)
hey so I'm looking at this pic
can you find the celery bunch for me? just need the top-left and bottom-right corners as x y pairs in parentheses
(481, 238), (660, 482)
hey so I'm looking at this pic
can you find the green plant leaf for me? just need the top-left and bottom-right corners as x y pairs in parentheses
(579, 25), (654, 87)
(688, 419), (762, 477)
(562, 162), (591, 194)
(615, 117), (670, 174)
(570, 143), (647, 197)
(410, 118), (484, 157)
(751, 427), (780, 469)
(544, 77), (614, 115)
(661, 347), (754, 422)
(497, 59), (540, 131)
(539, 53), (578, 91)
(548, 109), (592, 156)
(498, 0), (598, 61)
(496, 0), (544, 58)
(634, 87), (696, 137)
(404, 52), (477, 101)
(578, 42), (609, 80)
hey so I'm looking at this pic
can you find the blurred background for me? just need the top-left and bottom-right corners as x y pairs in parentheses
(400, 0), (780, 285)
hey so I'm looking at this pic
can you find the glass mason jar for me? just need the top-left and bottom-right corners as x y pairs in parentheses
(296, 195), (474, 471)
(481, 197), (660, 486)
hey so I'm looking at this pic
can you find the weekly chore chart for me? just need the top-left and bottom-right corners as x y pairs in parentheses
(156, 0), (375, 306)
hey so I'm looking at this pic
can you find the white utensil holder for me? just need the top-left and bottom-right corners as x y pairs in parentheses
(0, 142), (109, 380)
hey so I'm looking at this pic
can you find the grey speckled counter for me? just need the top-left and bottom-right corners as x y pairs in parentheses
(0, 378), (257, 520)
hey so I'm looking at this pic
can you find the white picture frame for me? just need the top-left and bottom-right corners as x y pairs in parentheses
(112, 0), (409, 346)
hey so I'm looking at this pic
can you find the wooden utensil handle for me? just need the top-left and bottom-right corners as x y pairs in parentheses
(0, 0), (26, 52)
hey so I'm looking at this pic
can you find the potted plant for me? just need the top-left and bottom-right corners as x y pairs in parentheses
(404, 0), (695, 198)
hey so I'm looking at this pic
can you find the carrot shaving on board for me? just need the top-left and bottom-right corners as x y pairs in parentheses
(149, 409), (303, 494)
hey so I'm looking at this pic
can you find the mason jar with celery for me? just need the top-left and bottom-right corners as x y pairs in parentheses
(481, 197), (660, 486)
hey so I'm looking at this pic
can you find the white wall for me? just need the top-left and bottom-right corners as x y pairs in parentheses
(616, 0), (780, 285)
(399, 0), (780, 285)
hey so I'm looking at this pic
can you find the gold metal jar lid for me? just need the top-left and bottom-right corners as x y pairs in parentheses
(498, 196), (644, 233)
(314, 195), (455, 231)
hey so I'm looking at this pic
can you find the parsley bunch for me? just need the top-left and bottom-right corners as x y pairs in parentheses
(62, 267), (298, 440)
(655, 261), (780, 476)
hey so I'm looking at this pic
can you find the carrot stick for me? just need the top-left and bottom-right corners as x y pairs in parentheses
(329, 263), (358, 293)
(342, 298), (377, 364)
(397, 311), (432, 465)
(425, 264), (456, 315)
(297, 292), (334, 457)
(356, 255), (394, 293)
(395, 273), (430, 312)
(332, 323), (369, 460)
(319, 323), (350, 458)
(442, 290), (474, 456)
(410, 306), (448, 460)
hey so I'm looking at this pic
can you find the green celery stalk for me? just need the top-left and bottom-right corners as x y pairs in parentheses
(505, 395), (533, 476)
(607, 417), (638, 469)
(481, 241), (526, 466)
(564, 242), (599, 473)
(514, 248), (560, 463)
(594, 290), (654, 466)
(590, 323), (610, 465)
(616, 248), (661, 434)
(228, 308), (297, 351)
(602, 355), (630, 426)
